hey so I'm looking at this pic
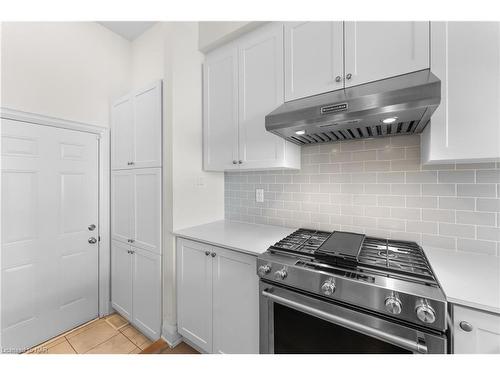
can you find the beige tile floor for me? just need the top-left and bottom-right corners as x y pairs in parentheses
(26, 313), (152, 354)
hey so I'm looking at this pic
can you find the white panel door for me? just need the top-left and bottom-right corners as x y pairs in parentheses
(132, 247), (161, 340)
(284, 22), (344, 100)
(111, 240), (133, 321)
(133, 168), (161, 254)
(453, 305), (500, 354)
(344, 22), (430, 88)
(203, 43), (239, 171)
(133, 81), (162, 169)
(237, 23), (287, 169)
(422, 22), (500, 163)
(212, 247), (259, 354)
(111, 95), (134, 170)
(1, 119), (98, 351)
(176, 239), (213, 352)
(111, 170), (134, 245)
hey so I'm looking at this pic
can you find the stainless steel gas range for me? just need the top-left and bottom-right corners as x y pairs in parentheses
(257, 229), (449, 354)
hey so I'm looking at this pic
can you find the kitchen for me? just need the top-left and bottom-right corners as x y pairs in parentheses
(1, 1), (500, 371)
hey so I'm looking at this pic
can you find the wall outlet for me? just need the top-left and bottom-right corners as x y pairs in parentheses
(255, 188), (264, 203)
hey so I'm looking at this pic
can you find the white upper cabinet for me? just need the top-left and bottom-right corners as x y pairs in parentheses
(422, 22), (500, 164)
(203, 43), (239, 171)
(344, 22), (430, 88)
(203, 24), (301, 171)
(238, 23), (296, 169)
(111, 168), (161, 255)
(284, 22), (344, 101)
(112, 81), (162, 170)
(453, 305), (500, 354)
(133, 83), (162, 169)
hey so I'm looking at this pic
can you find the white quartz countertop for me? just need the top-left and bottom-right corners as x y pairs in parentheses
(424, 247), (500, 315)
(174, 220), (297, 256)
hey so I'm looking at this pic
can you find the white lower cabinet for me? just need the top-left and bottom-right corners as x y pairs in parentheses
(453, 305), (500, 354)
(111, 240), (162, 340)
(176, 238), (259, 353)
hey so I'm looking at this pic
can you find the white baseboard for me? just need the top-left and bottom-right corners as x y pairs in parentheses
(161, 322), (182, 348)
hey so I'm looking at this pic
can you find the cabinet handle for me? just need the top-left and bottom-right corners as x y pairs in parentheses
(346, 73), (352, 80)
(335, 76), (341, 82)
(127, 239), (135, 243)
(232, 160), (237, 165)
(238, 160), (242, 164)
(211, 252), (216, 257)
(127, 161), (135, 166)
(205, 251), (210, 256)
(459, 321), (473, 332)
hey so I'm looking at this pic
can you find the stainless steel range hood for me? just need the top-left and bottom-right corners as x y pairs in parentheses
(265, 70), (441, 145)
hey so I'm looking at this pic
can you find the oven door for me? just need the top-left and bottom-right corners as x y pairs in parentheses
(260, 281), (447, 354)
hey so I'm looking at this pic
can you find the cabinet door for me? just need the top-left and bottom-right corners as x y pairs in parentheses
(238, 23), (294, 169)
(111, 170), (134, 245)
(453, 305), (500, 354)
(111, 240), (133, 320)
(132, 247), (161, 340)
(212, 247), (259, 354)
(344, 22), (430, 88)
(133, 168), (161, 254)
(284, 22), (344, 100)
(133, 81), (162, 169)
(111, 95), (134, 170)
(422, 22), (500, 163)
(176, 239), (213, 352)
(203, 44), (239, 171)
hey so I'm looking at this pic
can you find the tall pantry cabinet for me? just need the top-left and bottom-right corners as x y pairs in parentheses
(110, 81), (163, 340)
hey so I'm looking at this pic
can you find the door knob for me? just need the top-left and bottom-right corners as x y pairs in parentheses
(127, 239), (135, 243)
(459, 321), (473, 332)
(88, 224), (96, 231)
(211, 252), (216, 257)
(346, 73), (352, 80)
(88, 237), (97, 244)
(127, 161), (135, 165)
(335, 76), (341, 82)
(238, 160), (243, 164)
(232, 160), (237, 164)
(205, 251), (210, 256)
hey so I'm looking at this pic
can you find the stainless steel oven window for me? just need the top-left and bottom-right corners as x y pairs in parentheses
(260, 281), (447, 354)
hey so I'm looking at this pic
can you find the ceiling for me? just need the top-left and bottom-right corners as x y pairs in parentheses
(98, 21), (156, 41)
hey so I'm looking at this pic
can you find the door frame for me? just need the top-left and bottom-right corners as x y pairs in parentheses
(0, 107), (112, 327)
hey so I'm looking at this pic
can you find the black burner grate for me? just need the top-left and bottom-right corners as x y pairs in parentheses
(358, 237), (435, 281)
(270, 229), (437, 283)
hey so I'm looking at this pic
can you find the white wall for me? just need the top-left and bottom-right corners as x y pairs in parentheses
(130, 22), (224, 343)
(198, 21), (264, 52)
(0, 22), (131, 127)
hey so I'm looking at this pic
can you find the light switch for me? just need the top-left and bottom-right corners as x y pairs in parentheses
(255, 188), (264, 203)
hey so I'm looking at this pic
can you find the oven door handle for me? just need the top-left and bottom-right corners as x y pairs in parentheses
(262, 289), (428, 354)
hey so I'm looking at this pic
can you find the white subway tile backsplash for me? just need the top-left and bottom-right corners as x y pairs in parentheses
(422, 184), (456, 196)
(438, 170), (475, 183)
(476, 170), (500, 183)
(476, 198), (500, 212)
(458, 184), (496, 197)
(422, 209), (455, 223)
(456, 211), (496, 226)
(439, 223), (475, 239)
(225, 136), (500, 257)
(439, 197), (475, 211)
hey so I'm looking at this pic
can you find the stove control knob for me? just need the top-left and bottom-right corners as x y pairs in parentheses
(274, 268), (287, 280)
(258, 264), (272, 277)
(321, 280), (336, 296)
(416, 301), (436, 324)
(385, 296), (402, 315)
